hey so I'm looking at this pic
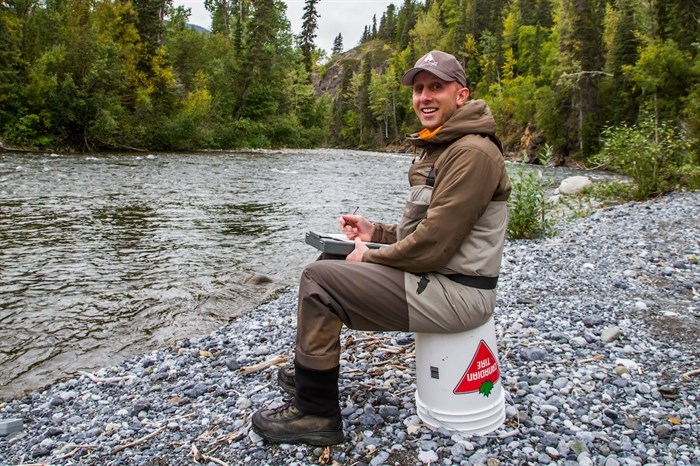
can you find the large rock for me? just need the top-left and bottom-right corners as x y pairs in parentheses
(312, 40), (392, 97)
(558, 175), (592, 195)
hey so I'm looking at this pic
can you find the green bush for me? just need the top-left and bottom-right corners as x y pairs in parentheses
(213, 118), (270, 149)
(4, 113), (54, 147)
(265, 118), (301, 148)
(582, 180), (636, 204)
(507, 168), (557, 239)
(591, 118), (699, 199)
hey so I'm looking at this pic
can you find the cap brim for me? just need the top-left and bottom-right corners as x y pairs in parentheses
(401, 67), (457, 86)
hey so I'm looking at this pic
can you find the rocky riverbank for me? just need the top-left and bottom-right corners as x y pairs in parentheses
(1, 191), (698, 465)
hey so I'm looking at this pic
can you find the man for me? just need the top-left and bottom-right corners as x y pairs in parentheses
(251, 50), (511, 445)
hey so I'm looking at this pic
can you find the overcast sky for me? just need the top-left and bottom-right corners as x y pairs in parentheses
(172, 1), (397, 53)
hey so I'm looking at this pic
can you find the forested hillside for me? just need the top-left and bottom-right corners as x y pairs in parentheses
(1, 0), (698, 166)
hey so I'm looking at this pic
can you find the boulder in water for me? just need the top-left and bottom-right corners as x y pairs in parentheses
(244, 274), (274, 285)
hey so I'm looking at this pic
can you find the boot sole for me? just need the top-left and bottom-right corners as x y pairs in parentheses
(253, 426), (344, 446)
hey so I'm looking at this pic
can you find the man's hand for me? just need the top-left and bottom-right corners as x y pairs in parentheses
(339, 214), (374, 242)
(346, 237), (368, 262)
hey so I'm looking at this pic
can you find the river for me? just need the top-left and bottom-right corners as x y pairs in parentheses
(0, 149), (612, 400)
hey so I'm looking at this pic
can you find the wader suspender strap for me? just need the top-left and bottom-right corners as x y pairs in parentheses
(426, 167), (436, 187)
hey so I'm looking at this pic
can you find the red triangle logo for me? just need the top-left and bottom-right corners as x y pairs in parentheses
(453, 340), (500, 396)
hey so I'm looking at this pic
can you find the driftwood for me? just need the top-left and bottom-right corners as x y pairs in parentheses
(141, 412), (196, 428)
(188, 444), (230, 466)
(319, 446), (332, 464)
(56, 444), (97, 460)
(680, 368), (700, 381)
(497, 429), (520, 440)
(238, 354), (288, 376)
(111, 413), (194, 454)
(111, 427), (164, 454)
(395, 386), (415, 397)
(99, 140), (148, 152)
(77, 371), (135, 384)
(212, 429), (246, 443)
(0, 141), (33, 153)
(576, 355), (603, 364)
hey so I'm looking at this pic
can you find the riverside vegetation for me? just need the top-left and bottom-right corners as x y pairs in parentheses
(508, 118), (700, 239)
(1, 1), (698, 165)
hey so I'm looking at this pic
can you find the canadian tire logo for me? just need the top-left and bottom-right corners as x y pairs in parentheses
(453, 340), (500, 397)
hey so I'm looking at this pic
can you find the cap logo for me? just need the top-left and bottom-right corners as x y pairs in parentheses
(420, 53), (439, 68)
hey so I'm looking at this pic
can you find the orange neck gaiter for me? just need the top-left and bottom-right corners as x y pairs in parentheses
(418, 126), (442, 141)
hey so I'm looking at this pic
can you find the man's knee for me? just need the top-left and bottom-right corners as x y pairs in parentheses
(301, 260), (341, 287)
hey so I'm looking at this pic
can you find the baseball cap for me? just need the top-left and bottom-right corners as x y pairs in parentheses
(401, 50), (467, 88)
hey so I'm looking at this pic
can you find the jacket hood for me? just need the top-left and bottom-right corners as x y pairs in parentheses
(406, 100), (497, 148)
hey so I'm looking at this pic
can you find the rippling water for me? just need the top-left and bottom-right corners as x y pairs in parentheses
(0, 149), (609, 399)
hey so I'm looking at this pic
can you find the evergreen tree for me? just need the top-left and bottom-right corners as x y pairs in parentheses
(378, 4), (396, 41)
(517, 0), (552, 27)
(358, 52), (374, 146)
(519, 0), (537, 25)
(464, 0), (508, 38)
(233, 0), (249, 53)
(411, 1), (445, 54)
(604, 0), (640, 123)
(300, 0), (319, 75)
(165, 6), (212, 92)
(396, 0), (419, 49)
(331, 33), (343, 56)
(233, 0), (287, 120)
(0, 5), (22, 132)
(556, 0), (607, 156)
(457, 0), (509, 85)
(204, 0), (232, 36)
(331, 67), (355, 146)
(655, 0), (700, 53)
(133, 0), (172, 54)
(535, 0), (553, 27)
(453, 0), (469, 60)
(360, 25), (370, 43)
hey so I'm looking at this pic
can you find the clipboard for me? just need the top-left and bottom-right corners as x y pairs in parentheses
(305, 231), (386, 256)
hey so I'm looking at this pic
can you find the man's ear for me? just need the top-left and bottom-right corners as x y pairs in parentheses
(456, 87), (470, 107)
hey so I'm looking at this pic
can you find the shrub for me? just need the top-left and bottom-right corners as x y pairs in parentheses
(4, 113), (54, 147)
(213, 118), (270, 148)
(507, 168), (557, 239)
(591, 118), (698, 199)
(582, 180), (636, 204)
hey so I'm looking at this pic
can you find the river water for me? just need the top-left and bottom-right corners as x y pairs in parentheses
(0, 149), (611, 400)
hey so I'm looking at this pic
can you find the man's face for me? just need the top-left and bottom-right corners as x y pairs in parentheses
(411, 71), (469, 131)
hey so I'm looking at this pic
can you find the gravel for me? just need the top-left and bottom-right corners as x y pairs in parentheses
(1, 191), (698, 465)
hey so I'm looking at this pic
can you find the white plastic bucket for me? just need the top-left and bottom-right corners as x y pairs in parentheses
(414, 316), (505, 435)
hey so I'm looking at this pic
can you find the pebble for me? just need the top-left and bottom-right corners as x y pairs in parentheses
(1, 192), (698, 465)
(418, 450), (439, 463)
(601, 326), (621, 342)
